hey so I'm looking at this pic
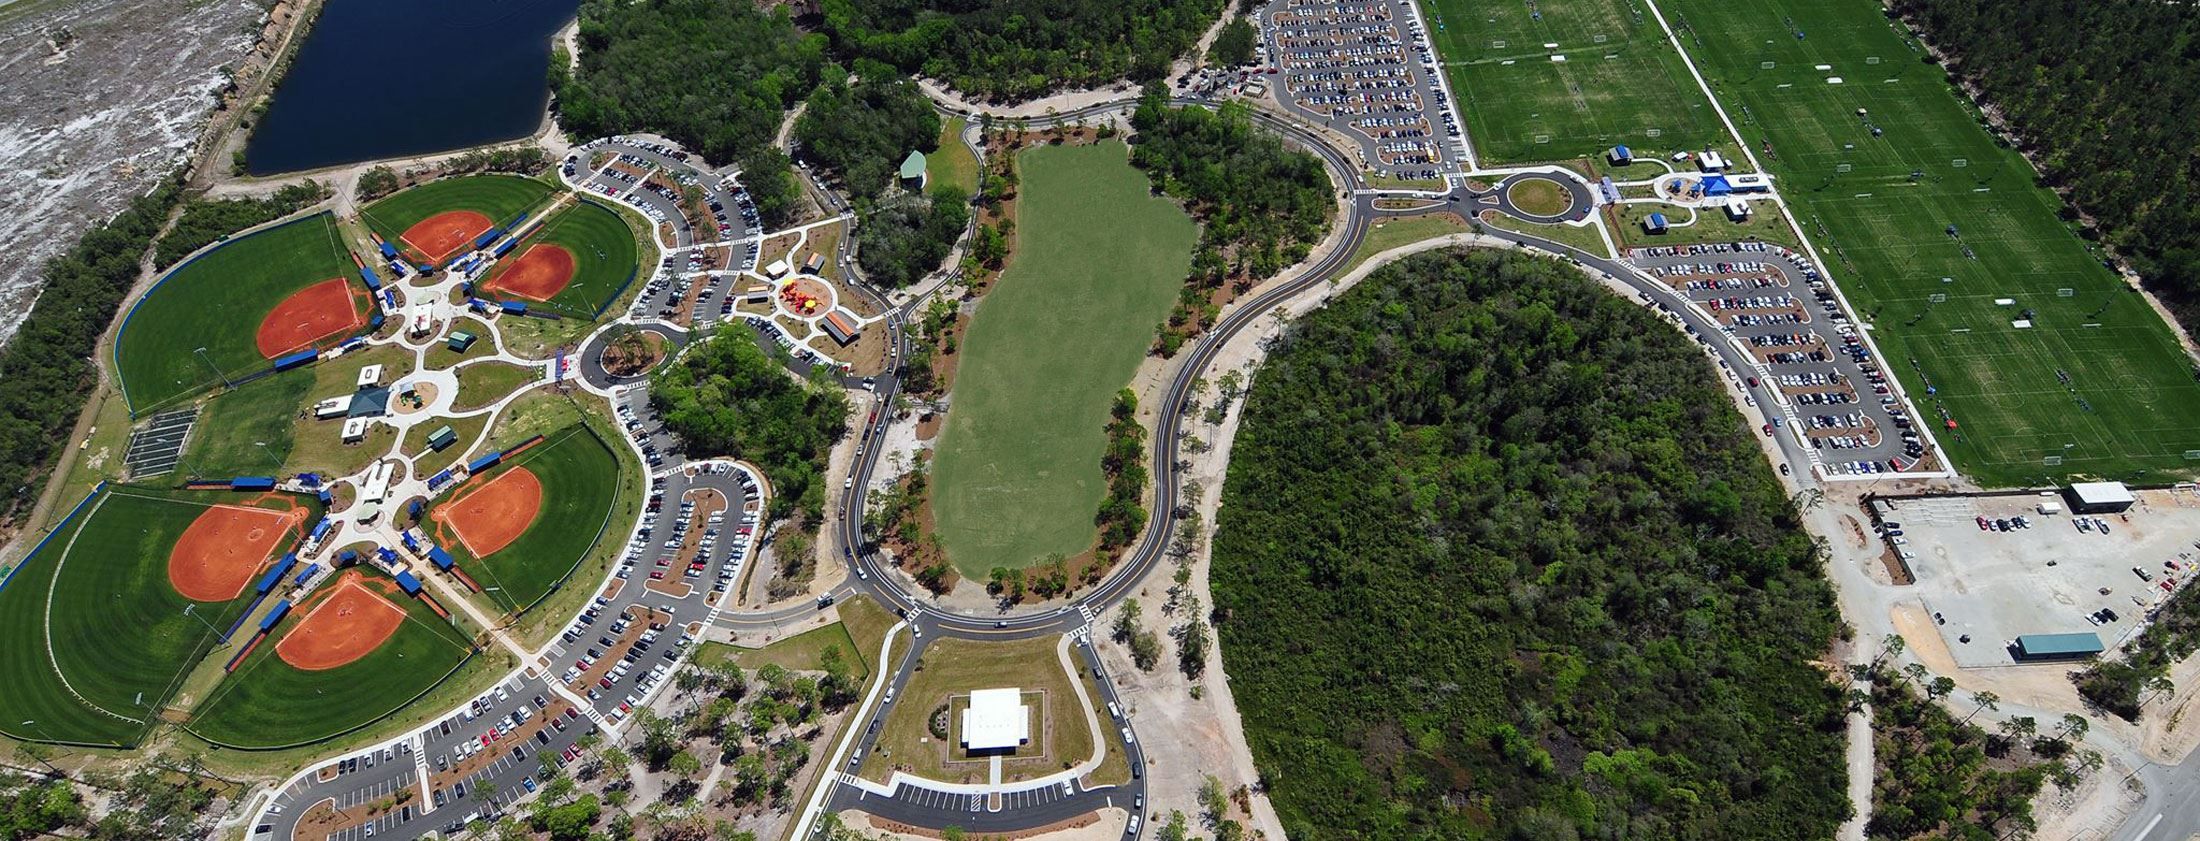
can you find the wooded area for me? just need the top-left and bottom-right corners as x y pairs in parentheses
(1860, 660), (2055, 840)
(816, 0), (1224, 101)
(2076, 583), (2200, 720)
(1893, 0), (2200, 338)
(556, 0), (827, 167)
(855, 185), (970, 288)
(1211, 248), (1851, 838)
(1128, 92), (1334, 351)
(793, 63), (940, 199)
(650, 331), (849, 524)
(0, 183), (176, 528)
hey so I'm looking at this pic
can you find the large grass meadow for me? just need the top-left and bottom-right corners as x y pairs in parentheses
(1660, 0), (2200, 484)
(113, 213), (354, 413)
(188, 586), (475, 749)
(0, 487), (298, 746)
(930, 142), (1197, 577)
(1422, 0), (1723, 163)
(434, 424), (622, 613)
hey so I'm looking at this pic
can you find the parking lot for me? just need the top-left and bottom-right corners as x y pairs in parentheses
(1878, 491), (2200, 668)
(560, 137), (765, 329)
(1259, 0), (1464, 179)
(1630, 241), (1931, 478)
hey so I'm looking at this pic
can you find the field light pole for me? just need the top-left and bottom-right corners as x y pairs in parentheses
(182, 603), (229, 649)
(194, 347), (230, 388)
(16, 721), (67, 779)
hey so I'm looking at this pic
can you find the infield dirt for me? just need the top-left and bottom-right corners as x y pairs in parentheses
(401, 210), (494, 264)
(168, 502), (304, 602)
(253, 277), (361, 358)
(433, 466), (543, 557)
(275, 575), (406, 671)
(487, 244), (576, 301)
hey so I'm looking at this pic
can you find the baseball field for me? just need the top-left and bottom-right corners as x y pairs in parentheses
(1659, 0), (2200, 484)
(0, 485), (311, 746)
(113, 213), (358, 413)
(187, 573), (475, 749)
(930, 142), (1197, 576)
(479, 198), (641, 318)
(1425, 0), (1724, 163)
(359, 174), (557, 265)
(429, 424), (622, 612)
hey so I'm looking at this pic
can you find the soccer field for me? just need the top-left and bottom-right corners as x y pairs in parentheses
(1658, 0), (2200, 485)
(483, 197), (644, 318)
(113, 213), (355, 413)
(432, 425), (623, 613)
(187, 586), (474, 749)
(0, 486), (299, 746)
(930, 142), (1198, 577)
(1421, 0), (1724, 163)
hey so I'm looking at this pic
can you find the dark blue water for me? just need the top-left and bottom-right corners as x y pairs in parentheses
(244, 0), (581, 175)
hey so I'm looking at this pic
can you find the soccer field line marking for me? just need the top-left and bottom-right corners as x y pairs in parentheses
(40, 491), (149, 727)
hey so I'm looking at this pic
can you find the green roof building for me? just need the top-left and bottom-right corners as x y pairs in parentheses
(899, 150), (927, 190)
(2013, 632), (2105, 661)
(426, 425), (459, 452)
(447, 331), (477, 352)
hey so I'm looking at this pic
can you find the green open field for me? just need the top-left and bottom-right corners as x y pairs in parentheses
(433, 424), (622, 613)
(1660, 0), (2200, 485)
(181, 344), (415, 480)
(187, 582), (476, 749)
(1422, 0), (1723, 163)
(113, 213), (356, 413)
(0, 486), (305, 746)
(932, 117), (982, 195)
(931, 142), (1197, 576)
(359, 174), (556, 261)
(482, 198), (641, 318)
(1607, 200), (1798, 250)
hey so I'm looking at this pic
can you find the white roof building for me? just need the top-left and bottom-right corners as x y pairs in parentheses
(2071, 481), (2136, 508)
(960, 688), (1029, 751)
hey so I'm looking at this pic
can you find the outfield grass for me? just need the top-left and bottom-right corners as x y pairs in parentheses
(435, 425), (621, 613)
(113, 213), (355, 413)
(359, 174), (556, 260)
(1423, 0), (1723, 163)
(181, 344), (414, 481)
(187, 584), (475, 749)
(932, 142), (1196, 577)
(0, 486), (304, 746)
(484, 198), (642, 318)
(1660, 0), (2200, 485)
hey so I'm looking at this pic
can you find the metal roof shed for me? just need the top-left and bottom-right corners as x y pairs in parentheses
(2067, 481), (2137, 513)
(2013, 632), (2105, 661)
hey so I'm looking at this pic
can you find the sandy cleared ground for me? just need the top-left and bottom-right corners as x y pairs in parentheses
(0, 0), (259, 343)
(2031, 751), (2146, 841)
(841, 807), (1127, 841)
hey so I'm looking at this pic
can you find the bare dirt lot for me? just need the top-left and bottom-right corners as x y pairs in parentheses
(1881, 490), (2200, 669)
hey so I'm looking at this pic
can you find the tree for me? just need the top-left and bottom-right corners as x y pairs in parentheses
(1198, 774), (1228, 825)
(1964, 690), (2000, 723)
(1208, 18), (1257, 67)
(816, 0), (1222, 100)
(653, 330), (850, 524)
(532, 794), (602, 841)
(794, 63), (941, 198)
(738, 148), (802, 229)
(358, 166), (400, 201)
(1114, 599), (1145, 643)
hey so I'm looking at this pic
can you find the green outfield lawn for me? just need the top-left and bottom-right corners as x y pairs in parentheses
(0, 486), (305, 746)
(187, 586), (475, 749)
(931, 142), (1197, 576)
(483, 198), (643, 318)
(1661, 0), (2200, 485)
(452, 360), (542, 410)
(1424, 0), (1724, 163)
(359, 174), (557, 261)
(113, 213), (355, 413)
(932, 117), (982, 195)
(434, 424), (622, 613)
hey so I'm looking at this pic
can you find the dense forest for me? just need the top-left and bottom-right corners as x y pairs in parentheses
(793, 63), (940, 198)
(0, 182), (176, 528)
(1211, 248), (1851, 839)
(651, 331), (849, 524)
(816, 0), (1224, 101)
(556, 0), (828, 167)
(1128, 92), (1334, 351)
(855, 184), (970, 287)
(153, 181), (328, 268)
(1860, 660), (2055, 840)
(0, 759), (227, 839)
(1892, 0), (2200, 336)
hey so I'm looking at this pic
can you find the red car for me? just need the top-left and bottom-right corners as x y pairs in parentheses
(1976, 516), (1991, 530)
